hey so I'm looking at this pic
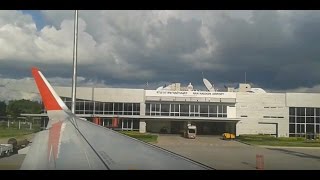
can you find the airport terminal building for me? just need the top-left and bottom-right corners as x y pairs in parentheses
(33, 81), (320, 138)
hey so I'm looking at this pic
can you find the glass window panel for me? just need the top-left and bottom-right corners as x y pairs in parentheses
(99, 102), (104, 111)
(200, 113), (208, 117)
(297, 107), (305, 116)
(190, 105), (194, 112)
(296, 124), (301, 133)
(180, 104), (189, 113)
(156, 104), (160, 112)
(105, 103), (113, 112)
(306, 124), (314, 133)
(161, 104), (170, 112)
(124, 103), (132, 111)
(316, 108), (320, 116)
(316, 117), (320, 123)
(209, 105), (217, 113)
(223, 105), (227, 114)
(289, 107), (295, 116)
(123, 120), (128, 128)
(161, 112), (169, 116)
(218, 105), (222, 113)
(306, 108), (314, 116)
(301, 124), (305, 133)
(146, 103), (150, 115)
(75, 110), (81, 114)
(289, 117), (295, 123)
(194, 105), (199, 112)
(128, 120), (133, 129)
(114, 103), (119, 111)
(170, 104), (174, 112)
(76, 101), (83, 111)
(136, 103), (140, 112)
(209, 113), (217, 117)
(151, 104), (156, 112)
(133, 120), (139, 130)
(174, 104), (179, 112)
(297, 117), (305, 123)
(306, 117), (314, 123)
(200, 105), (208, 113)
(289, 124), (295, 133)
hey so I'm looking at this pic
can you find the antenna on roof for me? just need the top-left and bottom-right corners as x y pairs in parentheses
(245, 72), (247, 84)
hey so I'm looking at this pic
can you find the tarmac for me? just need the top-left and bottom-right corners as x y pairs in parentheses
(1, 134), (320, 170)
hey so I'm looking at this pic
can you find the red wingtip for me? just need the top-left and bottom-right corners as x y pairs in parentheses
(32, 67), (62, 111)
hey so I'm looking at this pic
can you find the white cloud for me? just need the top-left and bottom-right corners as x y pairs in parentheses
(0, 75), (111, 102)
(0, 10), (319, 102)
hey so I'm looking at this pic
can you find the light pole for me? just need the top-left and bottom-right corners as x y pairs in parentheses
(71, 10), (79, 114)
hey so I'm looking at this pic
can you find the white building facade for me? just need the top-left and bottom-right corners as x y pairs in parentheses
(42, 85), (320, 138)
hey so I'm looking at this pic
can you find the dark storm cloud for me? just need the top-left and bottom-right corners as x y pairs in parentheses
(200, 11), (320, 90)
(1, 10), (320, 93)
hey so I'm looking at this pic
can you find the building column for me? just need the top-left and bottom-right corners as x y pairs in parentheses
(139, 120), (146, 133)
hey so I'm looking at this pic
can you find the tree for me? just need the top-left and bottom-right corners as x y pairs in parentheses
(0, 101), (6, 116)
(7, 99), (41, 118)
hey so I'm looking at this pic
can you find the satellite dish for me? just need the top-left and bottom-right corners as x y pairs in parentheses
(156, 86), (164, 91)
(203, 78), (215, 92)
(250, 88), (266, 93)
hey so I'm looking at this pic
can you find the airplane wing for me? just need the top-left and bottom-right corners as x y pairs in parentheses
(20, 67), (212, 170)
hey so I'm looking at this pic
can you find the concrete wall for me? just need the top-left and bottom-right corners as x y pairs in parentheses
(227, 106), (236, 118)
(55, 86), (144, 103)
(139, 120), (146, 133)
(236, 92), (289, 137)
(286, 93), (320, 107)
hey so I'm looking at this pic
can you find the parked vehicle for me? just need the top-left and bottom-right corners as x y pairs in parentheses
(0, 144), (13, 157)
(222, 133), (235, 140)
(7, 138), (30, 154)
(184, 125), (197, 139)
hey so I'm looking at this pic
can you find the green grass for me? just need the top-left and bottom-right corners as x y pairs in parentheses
(119, 131), (158, 143)
(237, 134), (320, 147)
(0, 122), (41, 139)
(0, 128), (37, 138)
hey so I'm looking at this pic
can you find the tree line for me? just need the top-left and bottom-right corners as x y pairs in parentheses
(0, 99), (42, 119)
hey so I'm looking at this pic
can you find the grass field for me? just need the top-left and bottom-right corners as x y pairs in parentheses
(0, 129), (36, 138)
(237, 135), (320, 147)
(0, 122), (41, 143)
(119, 131), (158, 143)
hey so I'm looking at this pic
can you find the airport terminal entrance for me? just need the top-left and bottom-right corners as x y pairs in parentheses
(194, 122), (235, 135)
(169, 121), (236, 135)
(146, 120), (237, 135)
(171, 121), (185, 134)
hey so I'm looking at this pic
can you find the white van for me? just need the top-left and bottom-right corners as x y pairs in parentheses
(185, 125), (197, 139)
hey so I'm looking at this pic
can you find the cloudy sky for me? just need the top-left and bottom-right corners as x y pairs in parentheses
(0, 10), (320, 101)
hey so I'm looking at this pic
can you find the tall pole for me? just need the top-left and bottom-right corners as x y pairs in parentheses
(71, 10), (79, 114)
(245, 72), (247, 84)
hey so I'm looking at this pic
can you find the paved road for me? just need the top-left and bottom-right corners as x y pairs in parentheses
(1, 134), (320, 170)
(155, 134), (320, 170)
